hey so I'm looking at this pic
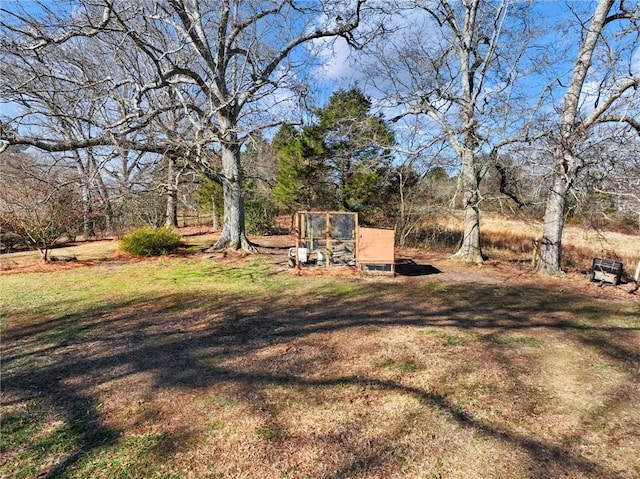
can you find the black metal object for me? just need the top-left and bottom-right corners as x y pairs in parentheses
(590, 258), (623, 286)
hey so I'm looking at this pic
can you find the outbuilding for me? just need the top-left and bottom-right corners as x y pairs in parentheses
(290, 211), (395, 275)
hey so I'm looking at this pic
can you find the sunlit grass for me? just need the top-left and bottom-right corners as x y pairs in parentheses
(2, 248), (639, 479)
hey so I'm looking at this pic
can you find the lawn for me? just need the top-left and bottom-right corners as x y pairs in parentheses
(1, 247), (639, 478)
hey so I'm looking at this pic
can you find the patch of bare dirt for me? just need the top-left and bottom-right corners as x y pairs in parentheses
(0, 250), (156, 275)
(397, 247), (640, 304)
(256, 237), (640, 304)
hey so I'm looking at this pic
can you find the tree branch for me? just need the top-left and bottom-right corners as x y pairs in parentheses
(595, 114), (640, 134)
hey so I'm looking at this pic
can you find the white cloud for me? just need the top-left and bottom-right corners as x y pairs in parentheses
(632, 45), (640, 75)
(311, 36), (365, 84)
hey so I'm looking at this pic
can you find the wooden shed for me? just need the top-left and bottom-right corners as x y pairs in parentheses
(357, 227), (395, 274)
(291, 211), (395, 275)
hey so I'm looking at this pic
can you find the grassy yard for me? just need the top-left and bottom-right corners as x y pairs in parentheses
(1, 250), (639, 478)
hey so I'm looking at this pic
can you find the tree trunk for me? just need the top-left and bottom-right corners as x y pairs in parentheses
(398, 169), (407, 247)
(449, 1), (484, 264)
(90, 156), (113, 233)
(96, 180), (113, 233)
(452, 149), (483, 263)
(538, 154), (569, 274)
(73, 154), (95, 238)
(165, 156), (178, 228)
(211, 195), (219, 231)
(212, 136), (252, 251)
(536, 0), (613, 275)
(81, 181), (95, 238)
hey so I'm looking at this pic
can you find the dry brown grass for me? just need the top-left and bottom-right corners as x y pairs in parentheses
(434, 214), (639, 274)
(2, 219), (639, 478)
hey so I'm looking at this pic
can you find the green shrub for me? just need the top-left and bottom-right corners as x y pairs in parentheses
(119, 227), (181, 256)
(245, 195), (277, 235)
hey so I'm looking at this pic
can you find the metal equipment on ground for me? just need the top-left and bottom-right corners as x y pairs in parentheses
(589, 258), (623, 286)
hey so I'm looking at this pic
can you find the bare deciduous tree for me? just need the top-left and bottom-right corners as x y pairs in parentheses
(1, 0), (372, 251)
(0, 2), (161, 236)
(365, 0), (537, 263)
(0, 152), (82, 261)
(537, 0), (640, 274)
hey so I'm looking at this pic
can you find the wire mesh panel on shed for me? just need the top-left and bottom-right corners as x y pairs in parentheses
(294, 212), (357, 267)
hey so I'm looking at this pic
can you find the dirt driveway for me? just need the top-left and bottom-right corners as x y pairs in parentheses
(251, 235), (640, 305)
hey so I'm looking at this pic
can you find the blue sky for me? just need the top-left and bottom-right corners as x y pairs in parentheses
(312, 1), (637, 127)
(2, 0), (638, 144)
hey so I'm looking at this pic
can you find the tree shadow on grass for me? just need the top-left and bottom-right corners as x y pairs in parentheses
(2, 278), (639, 478)
(395, 259), (442, 276)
